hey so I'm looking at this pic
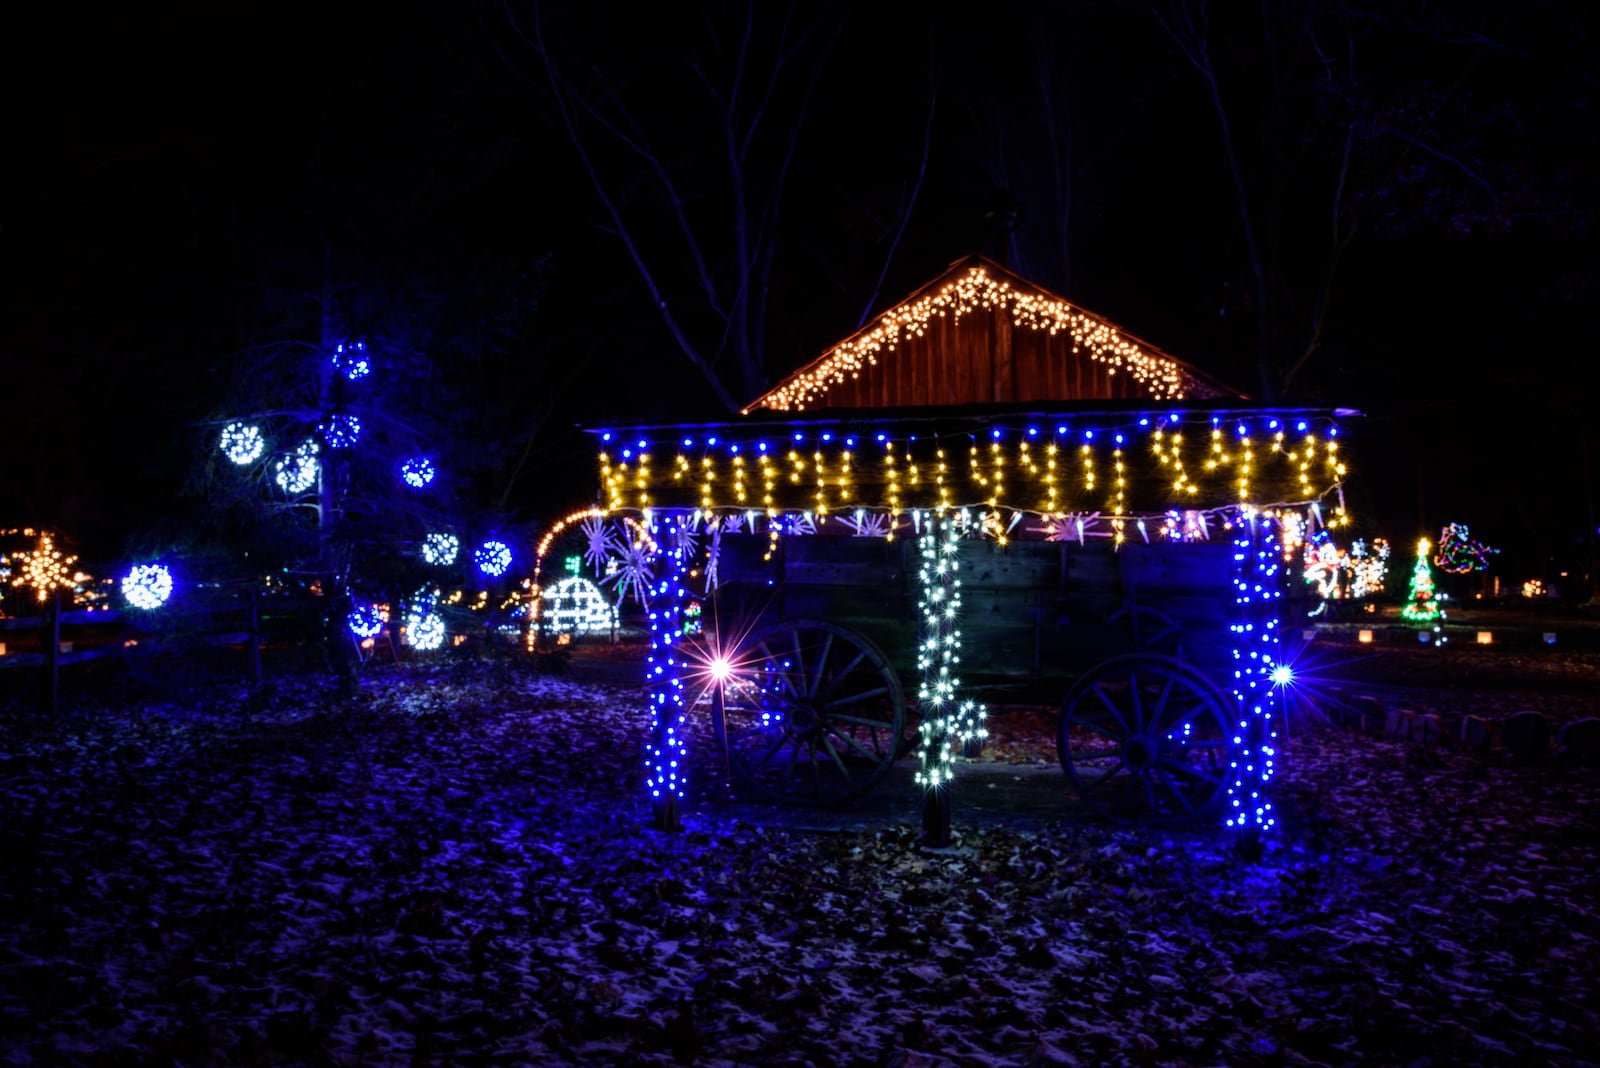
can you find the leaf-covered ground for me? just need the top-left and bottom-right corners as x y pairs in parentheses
(1, 652), (1596, 1067)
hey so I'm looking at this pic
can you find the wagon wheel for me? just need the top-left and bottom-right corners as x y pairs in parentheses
(713, 619), (909, 808)
(1056, 653), (1235, 822)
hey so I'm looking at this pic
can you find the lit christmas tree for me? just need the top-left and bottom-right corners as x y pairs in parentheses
(1400, 537), (1444, 624)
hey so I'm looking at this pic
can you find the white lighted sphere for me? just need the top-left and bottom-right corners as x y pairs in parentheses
(406, 611), (445, 650)
(274, 440), (319, 494)
(347, 603), (385, 638)
(422, 532), (459, 566)
(401, 457), (435, 488)
(220, 422), (265, 465)
(121, 564), (174, 609)
(475, 540), (513, 577)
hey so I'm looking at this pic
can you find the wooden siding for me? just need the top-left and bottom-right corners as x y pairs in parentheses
(814, 303), (1158, 410)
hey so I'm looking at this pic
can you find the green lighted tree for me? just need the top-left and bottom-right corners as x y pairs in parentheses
(1400, 537), (1444, 625)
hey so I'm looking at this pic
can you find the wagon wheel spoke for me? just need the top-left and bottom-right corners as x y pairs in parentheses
(808, 630), (835, 698)
(713, 619), (908, 808)
(1059, 654), (1233, 824)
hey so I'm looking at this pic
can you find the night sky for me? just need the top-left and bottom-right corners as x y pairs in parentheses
(4, 2), (1596, 585)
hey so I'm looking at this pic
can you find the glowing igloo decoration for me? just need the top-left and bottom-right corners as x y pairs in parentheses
(540, 576), (616, 636)
(332, 339), (371, 380)
(219, 422), (265, 465)
(405, 610), (446, 650)
(475, 539), (513, 577)
(400, 457), (435, 488)
(274, 440), (320, 494)
(121, 564), (173, 609)
(422, 532), (459, 566)
(321, 413), (361, 449)
(347, 602), (386, 638)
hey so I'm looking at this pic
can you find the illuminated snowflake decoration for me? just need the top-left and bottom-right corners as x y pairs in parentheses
(121, 564), (173, 609)
(475, 539), (513, 577)
(10, 533), (77, 603)
(400, 456), (435, 488)
(273, 440), (320, 494)
(422, 532), (459, 566)
(219, 422), (265, 465)
(321, 413), (361, 449)
(602, 537), (655, 607)
(539, 576), (617, 636)
(843, 510), (890, 538)
(347, 602), (386, 639)
(580, 514), (622, 575)
(332, 339), (371, 381)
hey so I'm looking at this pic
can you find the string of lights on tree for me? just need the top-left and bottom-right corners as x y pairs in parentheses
(1401, 538), (1445, 625)
(1225, 514), (1284, 833)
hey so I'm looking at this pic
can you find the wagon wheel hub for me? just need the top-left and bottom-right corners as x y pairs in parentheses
(783, 703), (820, 737)
(1122, 735), (1160, 773)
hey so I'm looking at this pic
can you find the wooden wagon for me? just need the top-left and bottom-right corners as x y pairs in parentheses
(584, 257), (1355, 840)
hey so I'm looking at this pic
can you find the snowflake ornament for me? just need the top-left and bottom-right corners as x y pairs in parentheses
(580, 515), (623, 576)
(602, 537), (656, 607)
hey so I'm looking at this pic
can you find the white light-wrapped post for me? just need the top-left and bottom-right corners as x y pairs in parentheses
(914, 509), (988, 847)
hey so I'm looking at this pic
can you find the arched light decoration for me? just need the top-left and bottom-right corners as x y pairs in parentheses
(400, 456), (435, 488)
(347, 602), (386, 638)
(422, 532), (459, 566)
(274, 440), (320, 494)
(121, 563), (174, 609)
(219, 422), (266, 465)
(747, 262), (1193, 412)
(475, 539), (513, 577)
(332, 339), (371, 381)
(321, 413), (361, 450)
(538, 576), (617, 636)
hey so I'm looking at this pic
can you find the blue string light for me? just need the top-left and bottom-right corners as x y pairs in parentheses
(474, 540), (513, 577)
(121, 564), (173, 609)
(644, 515), (691, 821)
(1226, 514), (1282, 833)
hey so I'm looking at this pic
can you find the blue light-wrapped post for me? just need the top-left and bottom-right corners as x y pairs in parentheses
(644, 512), (691, 832)
(1226, 512), (1284, 850)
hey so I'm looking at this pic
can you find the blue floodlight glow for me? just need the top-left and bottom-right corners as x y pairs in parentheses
(273, 440), (319, 494)
(347, 603), (385, 639)
(400, 456), (435, 488)
(121, 564), (173, 609)
(321, 413), (361, 449)
(475, 539), (513, 577)
(421, 532), (459, 566)
(219, 422), (265, 465)
(332, 339), (371, 380)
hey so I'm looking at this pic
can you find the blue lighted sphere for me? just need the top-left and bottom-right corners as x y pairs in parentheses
(475, 540), (513, 577)
(219, 422), (266, 465)
(332, 339), (371, 381)
(422, 532), (459, 566)
(400, 457), (435, 488)
(322, 413), (361, 449)
(122, 564), (174, 609)
(347, 603), (385, 639)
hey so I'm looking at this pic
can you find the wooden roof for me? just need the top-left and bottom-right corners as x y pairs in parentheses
(744, 255), (1243, 413)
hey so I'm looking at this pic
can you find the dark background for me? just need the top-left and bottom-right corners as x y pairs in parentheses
(3, 1), (1595, 589)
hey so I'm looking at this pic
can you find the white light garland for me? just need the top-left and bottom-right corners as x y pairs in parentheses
(121, 564), (173, 609)
(913, 508), (988, 791)
(219, 422), (265, 465)
(274, 439), (320, 494)
(422, 532), (459, 566)
(748, 263), (1195, 412)
(475, 539), (513, 577)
